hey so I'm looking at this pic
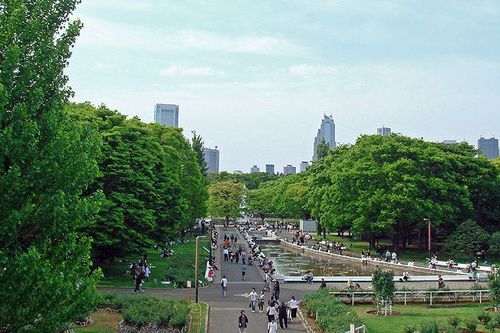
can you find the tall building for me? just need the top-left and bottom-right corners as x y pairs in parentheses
(203, 147), (219, 174)
(442, 140), (457, 145)
(313, 115), (336, 161)
(377, 126), (392, 136)
(283, 165), (296, 175)
(250, 165), (260, 173)
(299, 161), (310, 173)
(478, 137), (499, 160)
(154, 104), (179, 127)
(265, 164), (275, 175)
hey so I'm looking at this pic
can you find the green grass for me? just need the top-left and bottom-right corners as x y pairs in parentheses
(351, 303), (499, 333)
(74, 311), (120, 333)
(99, 237), (210, 288)
(188, 302), (208, 333)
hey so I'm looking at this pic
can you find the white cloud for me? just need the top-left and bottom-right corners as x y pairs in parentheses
(159, 66), (223, 77)
(288, 64), (338, 76)
(77, 17), (305, 56)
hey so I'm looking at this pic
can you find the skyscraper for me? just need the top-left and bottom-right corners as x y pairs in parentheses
(265, 164), (275, 175)
(203, 147), (220, 173)
(377, 126), (392, 136)
(283, 165), (296, 175)
(313, 115), (336, 161)
(154, 104), (179, 127)
(478, 137), (499, 160)
(250, 165), (260, 173)
(300, 161), (310, 173)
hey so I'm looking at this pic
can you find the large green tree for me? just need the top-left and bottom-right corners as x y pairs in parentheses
(0, 1), (101, 331)
(208, 180), (245, 226)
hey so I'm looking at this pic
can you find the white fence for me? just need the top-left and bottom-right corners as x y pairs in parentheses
(331, 289), (490, 306)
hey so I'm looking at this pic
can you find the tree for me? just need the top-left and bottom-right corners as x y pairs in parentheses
(208, 180), (245, 226)
(0, 1), (101, 331)
(490, 269), (500, 312)
(488, 232), (500, 258)
(191, 131), (207, 176)
(315, 138), (330, 160)
(246, 186), (274, 222)
(372, 268), (395, 316)
(443, 219), (490, 259)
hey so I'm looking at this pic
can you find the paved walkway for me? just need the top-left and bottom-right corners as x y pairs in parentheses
(199, 227), (307, 333)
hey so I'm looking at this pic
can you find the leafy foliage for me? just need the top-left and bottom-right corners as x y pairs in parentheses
(208, 180), (244, 224)
(488, 232), (500, 258)
(0, 1), (101, 331)
(372, 268), (395, 304)
(490, 269), (500, 310)
(443, 219), (490, 258)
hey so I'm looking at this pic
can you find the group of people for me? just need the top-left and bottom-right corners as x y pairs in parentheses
(291, 231), (311, 245)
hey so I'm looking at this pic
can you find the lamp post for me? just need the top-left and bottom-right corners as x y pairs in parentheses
(423, 218), (431, 259)
(195, 235), (207, 303)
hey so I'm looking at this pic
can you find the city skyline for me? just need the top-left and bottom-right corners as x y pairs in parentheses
(68, 0), (500, 171)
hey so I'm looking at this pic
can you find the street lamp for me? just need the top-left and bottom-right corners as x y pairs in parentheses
(423, 218), (431, 259)
(195, 235), (207, 303)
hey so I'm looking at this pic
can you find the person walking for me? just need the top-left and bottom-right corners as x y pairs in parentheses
(266, 302), (278, 322)
(287, 296), (299, 323)
(223, 247), (229, 261)
(241, 264), (247, 281)
(221, 276), (228, 296)
(133, 269), (145, 293)
(278, 300), (288, 329)
(249, 288), (258, 313)
(273, 280), (280, 301)
(238, 310), (248, 333)
(258, 290), (265, 313)
(267, 318), (278, 333)
(264, 272), (270, 292)
(242, 251), (246, 265)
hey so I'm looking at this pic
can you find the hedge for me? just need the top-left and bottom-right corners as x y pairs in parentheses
(303, 289), (362, 333)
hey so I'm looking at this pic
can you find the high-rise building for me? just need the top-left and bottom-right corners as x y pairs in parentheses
(299, 161), (310, 173)
(250, 165), (260, 173)
(283, 165), (296, 175)
(265, 164), (275, 175)
(478, 137), (499, 160)
(377, 126), (392, 136)
(313, 115), (336, 161)
(442, 140), (457, 145)
(203, 147), (220, 174)
(154, 104), (179, 127)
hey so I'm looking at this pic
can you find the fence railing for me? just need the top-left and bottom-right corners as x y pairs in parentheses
(331, 289), (490, 306)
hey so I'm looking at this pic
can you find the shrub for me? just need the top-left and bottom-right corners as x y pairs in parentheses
(403, 325), (416, 333)
(490, 270), (500, 311)
(488, 232), (500, 258)
(448, 316), (460, 328)
(443, 219), (489, 258)
(464, 319), (478, 333)
(420, 321), (439, 333)
(303, 289), (362, 333)
(478, 311), (491, 325)
(372, 268), (395, 315)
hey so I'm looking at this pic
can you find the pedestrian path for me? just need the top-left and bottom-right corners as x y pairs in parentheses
(199, 227), (307, 333)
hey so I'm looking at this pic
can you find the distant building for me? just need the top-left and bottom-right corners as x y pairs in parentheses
(233, 170), (243, 175)
(283, 165), (296, 175)
(250, 165), (260, 173)
(313, 115), (336, 161)
(377, 126), (392, 136)
(154, 104), (179, 127)
(203, 147), (219, 174)
(478, 137), (499, 160)
(442, 140), (458, 145)
(265, 164), (275, 175)
(299, 161), (310, 173)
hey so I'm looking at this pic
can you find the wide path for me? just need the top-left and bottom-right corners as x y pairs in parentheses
(199, 227), (307, 333)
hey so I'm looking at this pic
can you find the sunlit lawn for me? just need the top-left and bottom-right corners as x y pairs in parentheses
(350, 303), (499, 333)
(99, 236), (210, 289)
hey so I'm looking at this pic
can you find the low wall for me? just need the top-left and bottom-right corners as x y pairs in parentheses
(279, 240), (461, 276)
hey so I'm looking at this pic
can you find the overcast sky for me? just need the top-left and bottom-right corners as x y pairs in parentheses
(68, 0), (500, 172)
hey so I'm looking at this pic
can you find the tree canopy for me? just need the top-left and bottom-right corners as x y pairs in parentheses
(0, 1), (100, 330)
(208, 180), (245, 226)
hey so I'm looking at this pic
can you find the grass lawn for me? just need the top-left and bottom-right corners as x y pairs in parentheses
(74, 311), (120, 333)
(98, 236), (211, 288)
(350, 303), (499, 333)
(188, 302), (208, 333)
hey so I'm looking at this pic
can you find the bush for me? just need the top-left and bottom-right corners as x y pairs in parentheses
(488, 232), (500, 258)
(303, 289), (363, 333)
(443, 220), (489, 258)
(478, 311), (491, 325)
(420, 321), (439, 333)
(464, 319), (478, 333)
(490, 270), (500, 311)
(448, 316), (460, 328)
(403, 325), (416, 333)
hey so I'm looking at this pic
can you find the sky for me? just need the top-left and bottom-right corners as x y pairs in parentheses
(68, 0), (500, 172)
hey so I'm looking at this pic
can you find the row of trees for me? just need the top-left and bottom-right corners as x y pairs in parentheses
(67, 103), (208, 260)
(245, 135), (500, 255)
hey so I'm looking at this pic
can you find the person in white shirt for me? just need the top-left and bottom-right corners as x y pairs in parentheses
(267, 318), (278, 333)
(220, 276), (228, 296)
(248, 288), (258, 313)
(287, 296), (299, 322)
(266, 303), (278, 322)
